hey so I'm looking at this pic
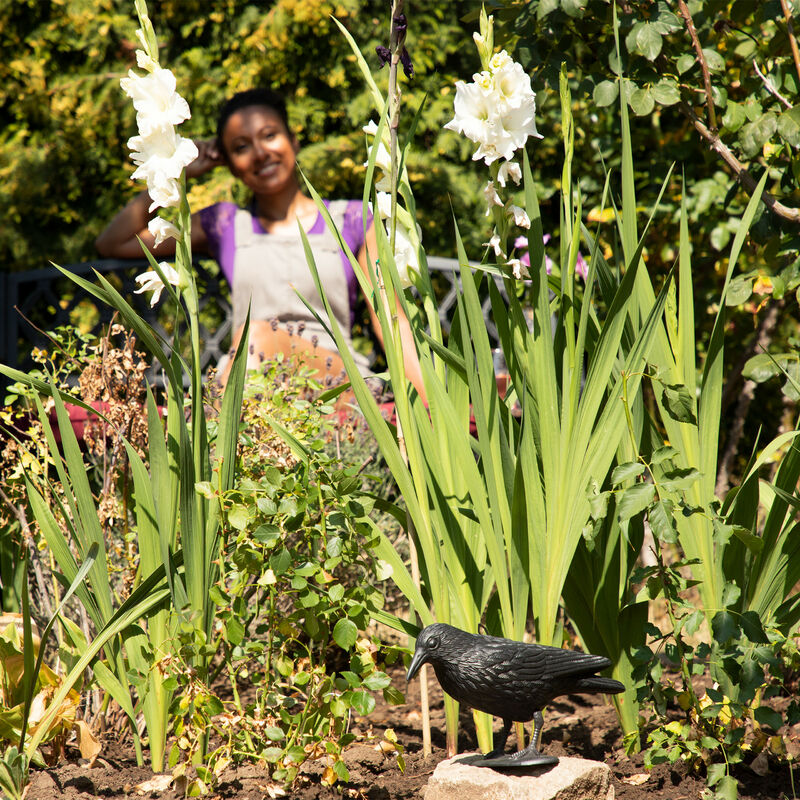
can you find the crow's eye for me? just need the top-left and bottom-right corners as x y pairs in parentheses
(428, 636), (439, 650)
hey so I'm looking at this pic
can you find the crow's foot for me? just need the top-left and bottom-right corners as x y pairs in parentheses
(468, 743), (558, 770)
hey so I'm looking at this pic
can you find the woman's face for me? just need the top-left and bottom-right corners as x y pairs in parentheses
(220, 105), (299, 197)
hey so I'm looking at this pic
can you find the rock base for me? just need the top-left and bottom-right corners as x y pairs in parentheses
(423, 753), (614, 800)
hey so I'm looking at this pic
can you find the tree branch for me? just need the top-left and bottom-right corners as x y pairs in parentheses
(677, 0), (717, 130)
(779, 0), (800, 89)
(680, 102), (800, 224)
(753, 59), (793, 109)
(716, 300), (782, 497)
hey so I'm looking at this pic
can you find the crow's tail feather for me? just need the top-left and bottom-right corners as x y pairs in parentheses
(576, 676), (625, 695)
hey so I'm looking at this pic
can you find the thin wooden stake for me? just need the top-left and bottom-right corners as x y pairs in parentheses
(407, 505), (431, 757)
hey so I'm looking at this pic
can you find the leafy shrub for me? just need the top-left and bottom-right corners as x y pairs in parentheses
(165, 356), (405, 790)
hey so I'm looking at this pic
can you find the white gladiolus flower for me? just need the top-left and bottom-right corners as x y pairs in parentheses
(365, 140), (392, 174)
(375, 191), (393, 220)
(507, 258), (527, 280)
(444, 80), (494, 139)
(506, 203), (531, 229)
(121, 41), (197, 216)
(373, 192), (420, 288)
(148, 217), (181, 246)
(134, 262), (181, 306)
(135, 27), (149, 52)
(363, 120), (393, 191)
(364, 141), (392, 191)
(444, 46), (541, 166)
(485, 234), (504, 257)
(497, 160), (522, 187)
(135, 49), (158, 73)
(489, 50), (513, 72)
(473, 70), (494, 93)
(392, 223), (421, 288)
(146, 175), (182, 211)
(128, 127), (198, 209)
(121, 66), (191, 137)
(479, 103), (539, 164)
(484, 181), (503, 215)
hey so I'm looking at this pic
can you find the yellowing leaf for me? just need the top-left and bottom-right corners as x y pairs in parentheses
(321, 765), (336, 786)
(75, 720), (101, 765)
(769, 735), (787, 756)
(753, 274), (773, 295)
(587, 207), (615, 223)
(621, 773), (650, 786)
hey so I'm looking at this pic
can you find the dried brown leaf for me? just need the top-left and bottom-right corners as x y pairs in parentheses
(621, 773), (651, 786)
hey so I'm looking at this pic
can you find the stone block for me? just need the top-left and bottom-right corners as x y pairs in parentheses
(423, 753), (614, 800)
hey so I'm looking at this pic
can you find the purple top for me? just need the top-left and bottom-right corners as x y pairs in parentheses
(198, 199), (371, 327)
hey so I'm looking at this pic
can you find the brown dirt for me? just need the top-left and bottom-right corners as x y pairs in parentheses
(27, 665), (798, 800)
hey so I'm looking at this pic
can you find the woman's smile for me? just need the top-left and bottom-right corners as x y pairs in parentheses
(222, 106), (299, 196)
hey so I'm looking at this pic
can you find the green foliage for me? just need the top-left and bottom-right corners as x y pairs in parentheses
(0, 0), (486, 275)
(632, 551), (799, 793)
(0, 746), (28, 800)
(491, 0), (800, 461)
(170, 363), (405, 790)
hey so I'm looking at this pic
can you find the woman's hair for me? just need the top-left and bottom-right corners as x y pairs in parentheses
(215, 88), (290, 156)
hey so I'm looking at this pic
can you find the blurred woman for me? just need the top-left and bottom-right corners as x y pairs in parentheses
(96, 87), (424, 397)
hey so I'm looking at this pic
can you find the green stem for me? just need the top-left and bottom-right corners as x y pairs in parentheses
(621, 372), (638, 454)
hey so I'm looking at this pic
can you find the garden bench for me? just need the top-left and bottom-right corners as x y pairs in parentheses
(1, 255), (500, 387)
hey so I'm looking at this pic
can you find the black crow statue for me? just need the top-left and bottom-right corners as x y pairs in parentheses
(406, 623), (624, 768)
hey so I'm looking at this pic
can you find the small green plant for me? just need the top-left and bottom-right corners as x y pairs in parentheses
(0, 546), (98, 799)
(631, 546), (800, 800)
(166, 361), (405, 791)
(0, 746), (28, 800)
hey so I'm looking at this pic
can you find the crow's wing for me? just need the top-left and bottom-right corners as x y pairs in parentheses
(473, 639), (612, 714)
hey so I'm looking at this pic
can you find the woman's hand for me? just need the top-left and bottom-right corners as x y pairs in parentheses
(185, 139), (226, 179)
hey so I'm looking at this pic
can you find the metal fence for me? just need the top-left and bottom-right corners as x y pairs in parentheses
(0, 255), (499, 385)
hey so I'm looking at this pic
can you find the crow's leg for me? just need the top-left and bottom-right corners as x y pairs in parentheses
(484, 718), (512, 759)
(505, 711), (557, 765)
(470, 711), (558, 768)
(531, 710), (544, 751)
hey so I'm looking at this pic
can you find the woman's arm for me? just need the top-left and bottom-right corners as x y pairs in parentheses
(356, 222), (427, 403)
(95, 139), (223, 259)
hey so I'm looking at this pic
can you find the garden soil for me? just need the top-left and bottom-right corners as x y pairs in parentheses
(27, 663), (797, 800)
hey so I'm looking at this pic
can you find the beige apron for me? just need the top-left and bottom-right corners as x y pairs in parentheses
(229, 201), (371, 374)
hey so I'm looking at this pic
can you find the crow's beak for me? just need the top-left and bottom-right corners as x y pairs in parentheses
(406, 648), (425, 682)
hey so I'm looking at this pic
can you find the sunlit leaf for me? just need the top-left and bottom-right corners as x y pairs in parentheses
(594, 79), (619, 107)
(661, 383), (697, 424)
(332, 618), (358, 650)
(617, 482), (655, 522)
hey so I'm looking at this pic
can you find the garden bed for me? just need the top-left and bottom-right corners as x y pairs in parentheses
(27, 662), (797, 800)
